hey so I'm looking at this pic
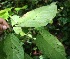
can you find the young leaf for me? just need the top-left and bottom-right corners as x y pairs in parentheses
(15, 5), (28, 11)
(0, 8), (12, 20)
(13, 27), (25, 36)
(10, 15), (22, 26)
(3, 33), (24, 59)
(36, 28), (67, 59)
(11, 2), (57, 27)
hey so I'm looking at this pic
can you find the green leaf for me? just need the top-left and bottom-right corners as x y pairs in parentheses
(11, 2), (57, 27)
(0, 11), (9, 20)
(3, 33), (24, 59)
(13, 27), (25, 36)
(24, 53), (33, 59)
(10, 15), (22, 26)
(0, 8), (12, 20)
(0, 41), (6, 59)
(58, 17), (70, 24)
(28, 0), (38, 4)
(15, 5), (28, 11)
(36, 27), (67, 59)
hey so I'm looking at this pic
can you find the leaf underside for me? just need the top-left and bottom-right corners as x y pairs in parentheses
(11, 2), (57, 27)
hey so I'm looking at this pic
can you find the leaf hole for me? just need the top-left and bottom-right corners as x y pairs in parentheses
(57, 47), (59, 48)
(57, 44), (58, 45)
(9, 55), (10, 56)
(33, 19), (35, 20)
(50, 35), (51, 36)
(11, 47), (13, 49)
(14, 47), (16, 49)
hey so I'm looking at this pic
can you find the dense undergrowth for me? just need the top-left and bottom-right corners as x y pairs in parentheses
(0, 0), (70, 59)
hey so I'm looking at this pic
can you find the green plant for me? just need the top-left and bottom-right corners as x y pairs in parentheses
(0, 2), (67, 59)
